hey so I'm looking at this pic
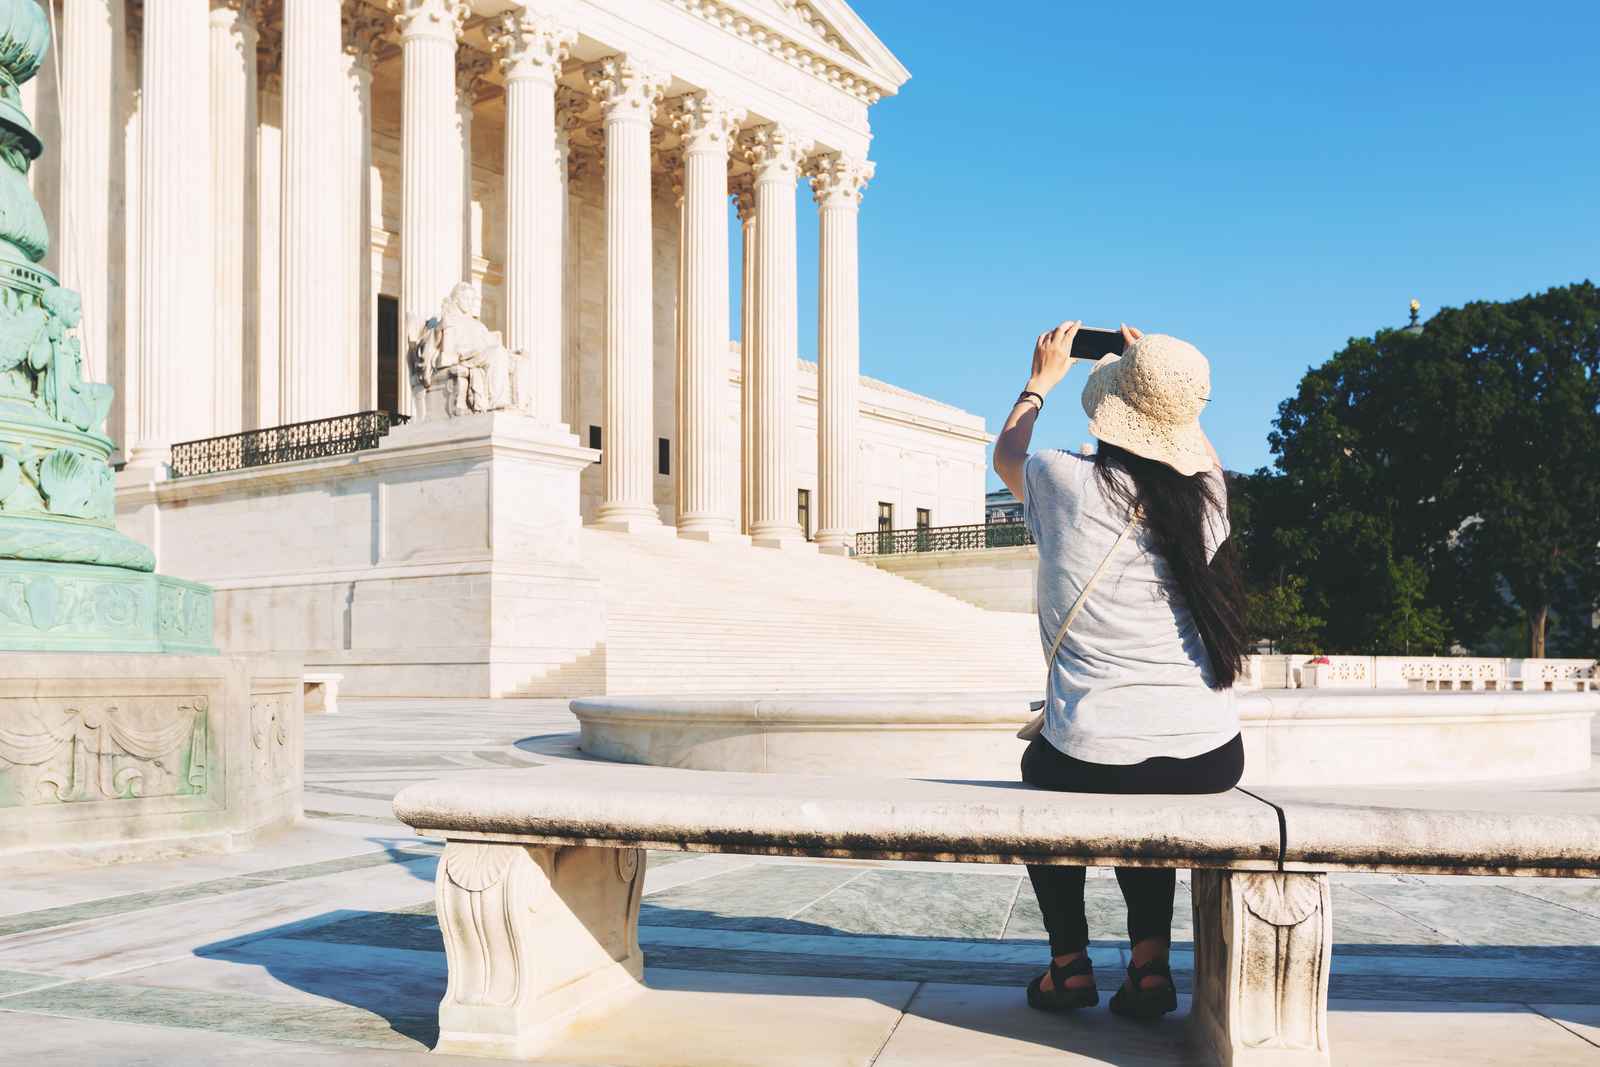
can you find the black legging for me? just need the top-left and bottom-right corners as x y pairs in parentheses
(1022, 733), (1244, 956)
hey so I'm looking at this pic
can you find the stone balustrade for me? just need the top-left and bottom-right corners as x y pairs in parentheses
(1247, 654), (1599, 692)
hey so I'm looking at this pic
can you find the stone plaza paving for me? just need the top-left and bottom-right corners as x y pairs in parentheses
(4, 699), (1600, 1065)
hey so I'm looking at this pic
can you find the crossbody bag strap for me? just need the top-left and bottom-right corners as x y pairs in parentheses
(1045, 511), (1138, 667)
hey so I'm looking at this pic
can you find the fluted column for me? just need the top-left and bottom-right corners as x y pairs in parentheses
(454, 51), (491, 284)
(128, 0), (211, 468)
(391, 0), (466, 415)
(60, 0), (116, 386)
(280, 0), (345, 423)
(343, 6), (385, 410)
(488, 11), (574, 428)
(556, 86), (588, 431)
(806, 153), (873, 554)
(587, 56), (666, 532)
(254, 29), (283, 428)
(731, 174), (756, 535)
(209, 1), (256, 435)
(741, 125), (812, 547)
(670, 93), (744, 539)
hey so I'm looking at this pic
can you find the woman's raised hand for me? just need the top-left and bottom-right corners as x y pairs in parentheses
(1028, 320), (1080, 396)
(1120, 323), (1144, 348)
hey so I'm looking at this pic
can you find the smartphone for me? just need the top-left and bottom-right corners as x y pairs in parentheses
(1070, 327), (1126, 361)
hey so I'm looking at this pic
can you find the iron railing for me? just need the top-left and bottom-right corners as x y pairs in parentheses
(854, 520), (1034, 557)
(169, 411), (406, 478)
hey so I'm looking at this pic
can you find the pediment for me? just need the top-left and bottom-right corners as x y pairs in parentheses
(725, 0), (911, 97)
(767, 0), (864, 61)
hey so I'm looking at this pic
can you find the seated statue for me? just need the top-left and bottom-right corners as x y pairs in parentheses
(408, 283), (534, 420)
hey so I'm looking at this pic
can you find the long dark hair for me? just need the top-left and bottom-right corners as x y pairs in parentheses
(1094, 443), (1247, 689)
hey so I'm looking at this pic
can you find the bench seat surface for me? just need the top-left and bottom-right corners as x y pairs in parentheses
(1254, 782), (1600, 876)
(395, 761), (1282, 869)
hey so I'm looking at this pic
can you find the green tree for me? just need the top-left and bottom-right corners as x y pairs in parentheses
(1372, 555), (1449, 655)
(1244, 282), (1600, 656)
(1246, 574), (1324, 654)
(1427, 284), (1600, 656)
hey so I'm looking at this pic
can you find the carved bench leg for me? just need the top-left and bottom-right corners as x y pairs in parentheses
(1189, 869), (1332, 1067)
(433, 840), (647, 1059)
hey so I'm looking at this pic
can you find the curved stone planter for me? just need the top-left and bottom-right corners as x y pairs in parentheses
(573, 689), (1598, 787)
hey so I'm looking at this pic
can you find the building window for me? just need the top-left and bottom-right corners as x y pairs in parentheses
(916, 508), (931, 529)
(377, 295), (399, 414)
(877, 502), (894, 532)
(588, 425), (601, 450)
(658, 437), (670, 476)
(797, 489), (811, 538)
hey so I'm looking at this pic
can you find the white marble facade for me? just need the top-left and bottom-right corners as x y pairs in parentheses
(31, 0), (980, 546)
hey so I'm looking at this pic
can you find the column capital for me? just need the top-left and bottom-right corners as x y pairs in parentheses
(210, 0), (258, 25)
(456, 49), (494, 105)
(806, 152), (874, 209)
(486, 10), (575, 83)
(388, 0), (467, 41)
(659, 149), (685, 203)
(585, 54), (667, 123)
(669, 92), (746, 156)
(256, 22), (283, 92)
(741, 124), (813, 183)
(556, 84), (592, 134)
(729, 173), (756, 222)
(343, 2), (389, 69)
(211, 0), (260, 60)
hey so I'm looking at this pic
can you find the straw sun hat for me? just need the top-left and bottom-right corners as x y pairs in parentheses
(1080, 333), (1214, 477)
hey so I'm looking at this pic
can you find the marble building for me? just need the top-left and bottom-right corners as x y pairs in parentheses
(29, 0), (988, 548)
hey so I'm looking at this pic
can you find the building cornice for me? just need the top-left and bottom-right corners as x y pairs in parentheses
(661, 0), (908, 106)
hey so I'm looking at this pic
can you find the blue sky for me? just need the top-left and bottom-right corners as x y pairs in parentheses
(743, 1), (1598, 484)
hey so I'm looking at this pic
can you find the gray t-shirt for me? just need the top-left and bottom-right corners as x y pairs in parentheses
(1023, 449), (1238, 765)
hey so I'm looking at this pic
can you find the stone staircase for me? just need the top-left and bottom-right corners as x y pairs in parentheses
(580, 527), (1041, 695)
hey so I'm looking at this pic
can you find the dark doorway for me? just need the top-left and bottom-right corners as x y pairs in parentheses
(377, 295), (400, 414)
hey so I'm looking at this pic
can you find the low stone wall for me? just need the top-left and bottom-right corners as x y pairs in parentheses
(0, 652), (303, 869)
(863, 545), (1037, 613)
(116, 413), (605, 699)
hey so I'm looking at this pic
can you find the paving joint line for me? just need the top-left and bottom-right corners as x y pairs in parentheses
(866, 979), (924, 1065)
(1499, 883), (1600, 923)
(783, 867), (877, 920)
(1342, 885), (1459, 944)
(642, 856), (759, 897)
(997, 873), (1027, 940)
(1524, 1002), (1600, 1051)
(0, 850), (438, 941)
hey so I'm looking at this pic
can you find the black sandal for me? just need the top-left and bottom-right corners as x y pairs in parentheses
(1025, 954), (1098, 1012)
(1108, 957), (1177, 1020)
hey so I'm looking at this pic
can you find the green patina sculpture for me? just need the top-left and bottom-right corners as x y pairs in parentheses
(0, 0), (213, 653)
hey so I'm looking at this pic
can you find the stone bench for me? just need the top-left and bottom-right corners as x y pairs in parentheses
(393, 762), (1600, 1066)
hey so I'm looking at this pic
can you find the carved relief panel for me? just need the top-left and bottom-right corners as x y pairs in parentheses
(0, 695), (211, 807)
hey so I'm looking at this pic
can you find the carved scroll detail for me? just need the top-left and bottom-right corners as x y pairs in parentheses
(249, 695), (292, 782)
(438, 842), (549, 1011)
(433, 843), (646, 1058)
(1190, 869), (1332, 1066)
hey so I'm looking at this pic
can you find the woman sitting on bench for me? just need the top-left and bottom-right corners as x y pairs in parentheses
(993, 321), (1247, 1021)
